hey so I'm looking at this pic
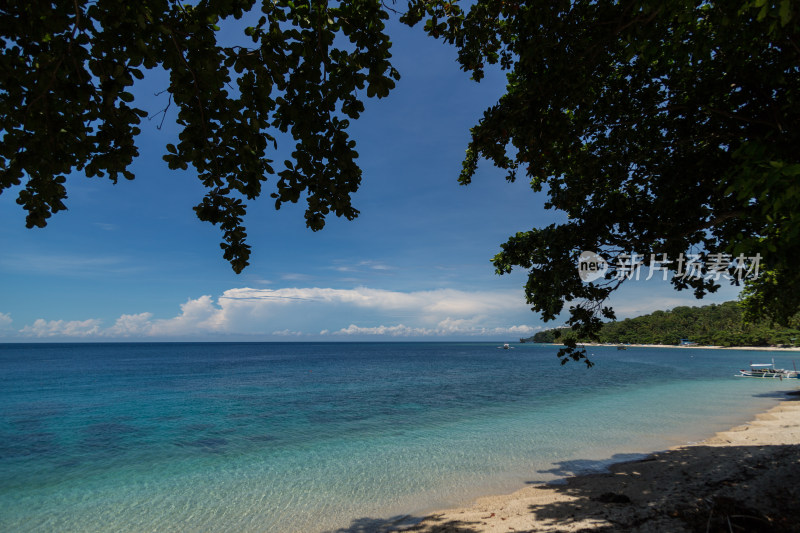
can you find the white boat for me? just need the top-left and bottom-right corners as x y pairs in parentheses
(497, 343), (513, 350)
(737, 360), (799, 379)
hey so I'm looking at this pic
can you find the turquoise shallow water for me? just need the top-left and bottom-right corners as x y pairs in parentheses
(1, 342), (798, 532)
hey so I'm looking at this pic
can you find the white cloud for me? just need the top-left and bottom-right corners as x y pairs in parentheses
(0, 252), (139, 276)
(105, 312), (154, 337)
(331, 260), (393, 272)
(207, 287), (532, 334)
(502, 324), (541, 334)
(281, 273), (313, 281)
(147, 295), (223, 336)
(334, 324), (435, 336)
(272, 329), (304, 336)
(435, 316), (486, 331)
(100, 297), (226, 338)
(208, 286), (514, 337)
(0, 312), (12, 334)
(214, 286), (522, 314)
(20, 318), (103, 337)
(10, 286), (538, 339)
(333, 321), (539, 337)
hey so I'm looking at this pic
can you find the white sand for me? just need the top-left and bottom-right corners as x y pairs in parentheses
(401, 392), (800, 532)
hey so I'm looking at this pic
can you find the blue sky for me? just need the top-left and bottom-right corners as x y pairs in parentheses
(0, 16), (741, 342)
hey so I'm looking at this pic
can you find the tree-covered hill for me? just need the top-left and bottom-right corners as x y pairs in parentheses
(524, 301), (800, 347)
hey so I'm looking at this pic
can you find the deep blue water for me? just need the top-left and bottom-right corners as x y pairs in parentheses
(1, 342), (797, 532)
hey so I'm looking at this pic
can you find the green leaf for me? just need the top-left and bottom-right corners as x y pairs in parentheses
(779, 0), (792, 25)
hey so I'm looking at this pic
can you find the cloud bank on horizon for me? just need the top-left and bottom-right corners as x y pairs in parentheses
(4, 287), (542, 340)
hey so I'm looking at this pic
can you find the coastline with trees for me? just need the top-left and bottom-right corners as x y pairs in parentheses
(523, 301), (800, 348)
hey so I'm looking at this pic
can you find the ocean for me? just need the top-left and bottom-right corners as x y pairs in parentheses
(1, 342), (797, 532)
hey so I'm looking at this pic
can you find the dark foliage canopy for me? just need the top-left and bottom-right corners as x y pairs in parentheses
(1, 0), (398, 273)
(403, 0), (800, 365)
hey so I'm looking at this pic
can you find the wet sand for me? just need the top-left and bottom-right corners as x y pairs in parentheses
(400, 391), (800, 532)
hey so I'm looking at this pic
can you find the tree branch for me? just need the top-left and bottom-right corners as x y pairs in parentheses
(169, 33), (208, 137)
(703, 106), (782, 132)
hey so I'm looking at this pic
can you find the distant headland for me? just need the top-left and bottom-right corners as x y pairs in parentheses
(520, 301), (800, 349)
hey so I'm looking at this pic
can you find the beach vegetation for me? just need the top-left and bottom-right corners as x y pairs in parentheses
(526, 301), (800, 348)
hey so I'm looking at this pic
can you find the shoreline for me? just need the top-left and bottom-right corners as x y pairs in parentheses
(399, 391), (800, 532)
(558, 342), (800, 352)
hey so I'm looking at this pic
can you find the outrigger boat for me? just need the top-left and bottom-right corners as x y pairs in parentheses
(737, 360), (799, 379)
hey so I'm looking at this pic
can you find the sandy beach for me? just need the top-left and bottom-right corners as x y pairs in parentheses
(575, 343), (800, 352)
(399, 390), (800, 533)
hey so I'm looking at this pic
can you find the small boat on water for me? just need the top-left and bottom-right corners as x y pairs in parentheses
(737, 360), (799, 379)
(497, 343), (514, 350)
